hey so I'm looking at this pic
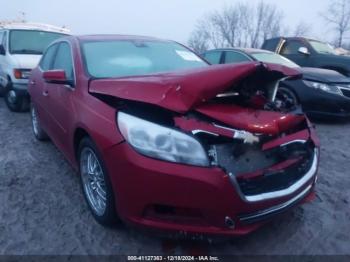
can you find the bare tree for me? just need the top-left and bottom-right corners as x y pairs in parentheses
(188, 26), (210, 53)
(188, 1), (287, 50)
(0, 12), (27, 26)
(293, 21), (312, 37)
(258, 1), (284, 45)
(201, 17), (227, 49)
(322, 0), (350, 47)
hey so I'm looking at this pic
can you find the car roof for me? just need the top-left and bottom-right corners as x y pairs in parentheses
(0, 22), (70, 34)
(205, 47), (274, 55)
(76, 34), (171, 42)
(267, 36), (322, 42)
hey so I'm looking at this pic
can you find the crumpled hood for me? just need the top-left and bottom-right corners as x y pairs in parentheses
(196, 104), (305, 135)
(11, 54), (41, 69)
(89, 62), (300, 113)
(300, 67), (350, 83)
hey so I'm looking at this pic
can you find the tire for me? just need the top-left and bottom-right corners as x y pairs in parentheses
(78, 137), (118, 226)
(276, 86), (300, 109)
(30, 104), (49, 141)
(0, 84), (5, 97)
(5, 87), (30, 112)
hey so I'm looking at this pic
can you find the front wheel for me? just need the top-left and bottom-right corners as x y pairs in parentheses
(5, 88), (30, 112)
(78, 137), (118, 226)
(276, 87), (300, 110)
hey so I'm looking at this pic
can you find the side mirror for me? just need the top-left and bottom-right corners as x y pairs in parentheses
(43, 70), (73, 86)
(298, 47), (310, 55)
(0, 44), (5, 55)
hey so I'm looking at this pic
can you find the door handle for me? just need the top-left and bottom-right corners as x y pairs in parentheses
(42, 90), (49, 97)
(30, 80), (36, 85)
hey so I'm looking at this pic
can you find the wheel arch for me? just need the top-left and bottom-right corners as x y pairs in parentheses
(73, 127), (91, 161)
(279, 81), (301, 102)
(5, 74), (12, 89)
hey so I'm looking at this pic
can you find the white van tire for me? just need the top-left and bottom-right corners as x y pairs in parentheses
(5, 88), (30, 112)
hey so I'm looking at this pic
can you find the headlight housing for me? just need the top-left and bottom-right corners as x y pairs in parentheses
(303, 80), (343, 96)
(117, 112), (210, 167)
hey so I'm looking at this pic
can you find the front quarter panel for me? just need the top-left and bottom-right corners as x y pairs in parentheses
(69, 79), (124, 169)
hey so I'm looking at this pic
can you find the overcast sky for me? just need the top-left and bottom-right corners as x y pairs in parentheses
(1, 0), (331, 44)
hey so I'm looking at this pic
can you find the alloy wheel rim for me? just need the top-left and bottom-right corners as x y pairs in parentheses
(80, 148), (107, 216)
(7, 90), (17, 104)
(31, 107), (39, 136)
(277, 88), (298, 106)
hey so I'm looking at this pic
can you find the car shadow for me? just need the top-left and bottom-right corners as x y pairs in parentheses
(309, 116), (350, 125)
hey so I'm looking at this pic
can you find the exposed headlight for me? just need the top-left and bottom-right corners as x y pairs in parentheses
(117, 112), (210, 167)
(13, 69), (31, 79)
(303, 80), (343, 96)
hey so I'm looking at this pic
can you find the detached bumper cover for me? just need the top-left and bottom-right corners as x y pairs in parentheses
(233, 149), (318, 203)
(239, 184), (313, 224)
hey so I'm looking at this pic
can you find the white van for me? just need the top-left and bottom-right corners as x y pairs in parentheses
(0, 23), (70, 111)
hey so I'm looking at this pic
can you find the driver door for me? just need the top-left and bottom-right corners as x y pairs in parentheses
(43, 42), (76, 157)
(279, 40), (312, 67)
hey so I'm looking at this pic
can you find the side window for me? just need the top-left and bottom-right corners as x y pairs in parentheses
(2, 31), (7, 47)
(52, 42), (74, 81)
(280, 41), (305, 55)
(224, 51), (251, 64)
(203, 51), (222, 64)
(40, 44), (58, 71)
(0, 31), (3, 43)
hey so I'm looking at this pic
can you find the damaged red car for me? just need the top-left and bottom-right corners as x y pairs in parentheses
(28, 35), (320, 237)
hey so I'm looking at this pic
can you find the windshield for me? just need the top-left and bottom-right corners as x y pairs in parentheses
(251, 52), (300, 68)
(9, 30), (67, 55)
(309, 40), (336, 54)
(82, 40), (208, 78)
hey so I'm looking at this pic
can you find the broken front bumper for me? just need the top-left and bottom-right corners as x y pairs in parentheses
(228, 148), (318, 203)
(102, 139), (318, 237)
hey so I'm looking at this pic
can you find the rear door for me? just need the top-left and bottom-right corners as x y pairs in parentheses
(30, 43), (59, 132)
(43, 41), (76, 156)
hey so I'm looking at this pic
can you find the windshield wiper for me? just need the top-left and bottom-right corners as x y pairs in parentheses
(12, 49), (42, 55)
(318, 51), (334, 54)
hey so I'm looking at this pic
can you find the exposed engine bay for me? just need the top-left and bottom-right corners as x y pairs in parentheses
(89, 62), (318, 198)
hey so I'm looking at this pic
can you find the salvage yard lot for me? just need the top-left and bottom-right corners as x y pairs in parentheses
(0, 98), (349, 255)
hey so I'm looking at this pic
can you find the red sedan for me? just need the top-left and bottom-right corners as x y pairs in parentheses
(28, 35), (319, 237)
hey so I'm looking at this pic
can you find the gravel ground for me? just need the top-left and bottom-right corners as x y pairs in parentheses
(0, 98), (349, 256)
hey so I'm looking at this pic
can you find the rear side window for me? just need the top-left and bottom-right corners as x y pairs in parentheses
(203, 51), (222, 64)
(262, 38), (280, 51)
(52, 42), (74, 81)
(224, 51), (250, 64)
(40, 44), (58, 71)
(280, 41), (305, 55)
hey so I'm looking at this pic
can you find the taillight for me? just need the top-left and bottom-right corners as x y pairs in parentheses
(14, 69), (23, 79)
(13, 69), (31, 79)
